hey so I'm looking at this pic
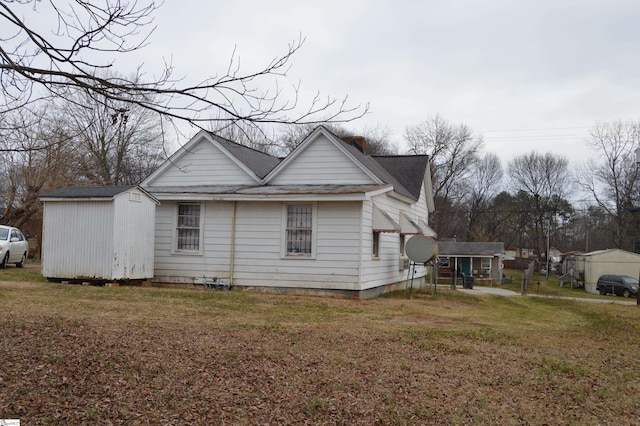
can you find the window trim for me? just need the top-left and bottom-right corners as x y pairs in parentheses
(481, 257), (491, 269)
(172, 202), (205, 255)
(372, 231), (380, 259)
(282, 202), (317, 259)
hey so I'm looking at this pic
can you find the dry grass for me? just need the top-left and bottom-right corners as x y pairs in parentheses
(1, 273), (639, 425)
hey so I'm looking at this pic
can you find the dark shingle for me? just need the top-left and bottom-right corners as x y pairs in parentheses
(437, 242), (505, 256)
(40, 185), (136, 199)
(327, 127), (428, 201)
(210, 133), (282, 179)
(372, 156), (429, 200)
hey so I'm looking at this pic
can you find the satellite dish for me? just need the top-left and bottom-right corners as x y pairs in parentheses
(405, 235), (438, 263)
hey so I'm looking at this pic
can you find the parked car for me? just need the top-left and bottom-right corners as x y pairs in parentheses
(0, 225), (29, 269)
(596, 274), (639, 298)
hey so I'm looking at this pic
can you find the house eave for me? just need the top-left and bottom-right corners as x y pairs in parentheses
(388, 191), (417, 204)
(145, 184), (393, 202)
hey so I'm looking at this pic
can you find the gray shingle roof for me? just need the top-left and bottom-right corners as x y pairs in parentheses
(210, 133), (282, 179)
(438, 241), (505, 257)
(321, 127), (428, 201)
(40, 185), (137, 199)
(372, 155), (429, 200)
(207, 127), (429, 201)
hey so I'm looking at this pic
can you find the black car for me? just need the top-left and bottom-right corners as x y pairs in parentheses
(596, 274), (639, 298)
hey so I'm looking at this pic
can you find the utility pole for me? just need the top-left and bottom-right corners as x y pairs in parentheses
(546, 214), (550, 280)
(634, 148), (640, 306)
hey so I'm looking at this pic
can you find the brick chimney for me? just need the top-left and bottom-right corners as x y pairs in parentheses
(342, 136), (367, 153)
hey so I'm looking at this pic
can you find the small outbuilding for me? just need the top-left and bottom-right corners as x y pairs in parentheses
(40, 185), (159, 282)
(575, 249), (640, 294)
(436, 241), (505, 286)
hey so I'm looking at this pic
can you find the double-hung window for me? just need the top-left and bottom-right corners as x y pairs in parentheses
(176, 203), (202, 253)
(481, 258), (491, 270)
(285, 204), (314, 256)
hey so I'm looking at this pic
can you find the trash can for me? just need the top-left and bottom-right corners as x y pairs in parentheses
(464, 276), (474, 289)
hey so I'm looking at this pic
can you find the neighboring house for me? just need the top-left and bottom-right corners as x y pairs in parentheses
(40, 186), (158, 281)
(558, 250), (583, 288)
(436, 241), (505, 286)
(140, 126), (436, 298)
(575, 249), (640, 294)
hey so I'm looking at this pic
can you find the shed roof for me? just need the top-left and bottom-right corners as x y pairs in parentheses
(577, 248), (640, 258)
(40, 185), (158, 202)
(437, 241), (505, 257)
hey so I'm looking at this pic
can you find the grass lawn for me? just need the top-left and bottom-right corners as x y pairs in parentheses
(1, 266), (639, 424)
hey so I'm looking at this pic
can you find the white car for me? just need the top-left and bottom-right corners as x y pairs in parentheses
(0, 225), (29, 269)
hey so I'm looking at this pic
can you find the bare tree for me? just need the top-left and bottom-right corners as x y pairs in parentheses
(208, 113), (281, 155)
(465, 153), (503, 240)
(0, 1), (367, 147)
(507, 152), (572, 257)
(60, 75), (166, 185)
(0, 105), (76, 229)
(577, 120), (640, 249)
(405, 115), (483, 202)
(404, 115), (483, 237)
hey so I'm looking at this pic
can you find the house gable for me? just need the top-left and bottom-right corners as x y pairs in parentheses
(266, 127), (380, 185)
(143, 131), (268, 187)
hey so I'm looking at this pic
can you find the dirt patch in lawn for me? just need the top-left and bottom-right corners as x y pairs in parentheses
(0, 280), (639, 425)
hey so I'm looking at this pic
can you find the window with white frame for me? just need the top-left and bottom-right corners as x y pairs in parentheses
(285, 204), (313, 256)
(372, 231), (380, 257)
(481, 257), (491, 269)
(176, 203), (202, 253)
(399, 234), (405, 256)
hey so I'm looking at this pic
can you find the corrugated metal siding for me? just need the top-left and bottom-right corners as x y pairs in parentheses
(42, 201), (114, 279)
(270, 134), (375, 185)
(112, 190), (156, 279)
(149, 139), (256, 186)
(578, 249), (640, 294)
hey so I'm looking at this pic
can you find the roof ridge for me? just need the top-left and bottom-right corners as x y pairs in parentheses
(207, 131), (279, 159)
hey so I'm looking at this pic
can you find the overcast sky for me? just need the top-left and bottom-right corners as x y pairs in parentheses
(92, 1), (640, 164)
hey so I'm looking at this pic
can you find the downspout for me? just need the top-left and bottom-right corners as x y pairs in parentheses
(230, 201), (237, 285)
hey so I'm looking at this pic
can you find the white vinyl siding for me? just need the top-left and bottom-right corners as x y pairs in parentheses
(153, 201), (362, 290)
(148, 138), (257, 186)
(153, 201), (233, 283)
(360, 194), (427, 291)
(270, 134), (375, 185)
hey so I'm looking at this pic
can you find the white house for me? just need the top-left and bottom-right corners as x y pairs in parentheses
(141, 126), (436, 298)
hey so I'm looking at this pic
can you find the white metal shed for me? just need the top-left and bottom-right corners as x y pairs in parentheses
(40, 186), (159, 281)
(575, 249), (640, 294)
